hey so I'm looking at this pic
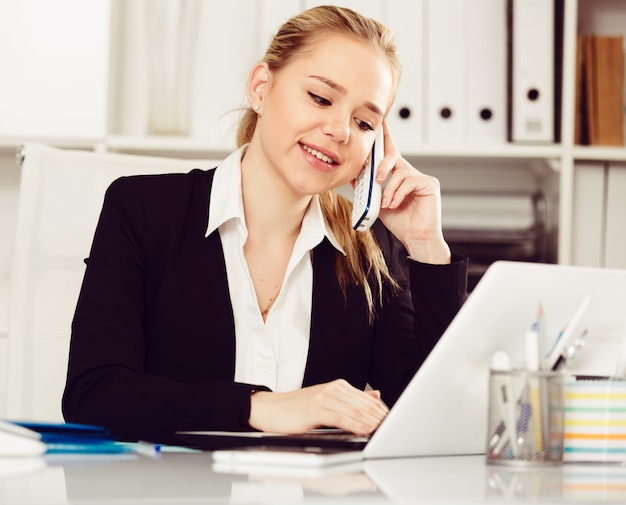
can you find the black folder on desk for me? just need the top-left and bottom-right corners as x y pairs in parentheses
(178, 428), (368, 451)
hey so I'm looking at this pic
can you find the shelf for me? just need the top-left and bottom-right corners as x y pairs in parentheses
(104, 135), (230, 159)
(0, 137), (103, 153)
(572, 146), (626, 162)
(106, 135), (564, 161)
(0, 133), (562, 162)
(1, 134), (566, 163)
(399, 143), (562, 160)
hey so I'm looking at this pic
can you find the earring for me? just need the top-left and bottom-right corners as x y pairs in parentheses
(253, 104), (260, 111)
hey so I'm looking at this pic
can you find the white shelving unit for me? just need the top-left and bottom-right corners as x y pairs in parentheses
(1, 0), (626, 367)
(97, 0), (626, 269)
(572, 146), (626, 162)
(0, 0), (624, 261)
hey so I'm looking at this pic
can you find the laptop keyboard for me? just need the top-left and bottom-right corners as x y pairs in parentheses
(176, 429), (370, 451)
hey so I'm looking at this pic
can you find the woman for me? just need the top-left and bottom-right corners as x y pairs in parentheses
(62, 5), (468, 445)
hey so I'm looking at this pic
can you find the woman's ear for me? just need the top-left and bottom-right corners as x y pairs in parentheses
(246, 62), (270, 111)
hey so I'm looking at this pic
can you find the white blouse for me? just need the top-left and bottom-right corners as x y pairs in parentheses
(205, 147), (344, 392)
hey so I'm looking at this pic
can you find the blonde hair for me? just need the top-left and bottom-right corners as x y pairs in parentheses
(237, 5), (401, 320)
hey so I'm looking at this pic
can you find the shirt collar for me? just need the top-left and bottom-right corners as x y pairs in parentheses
(205, 146), (345, 255)
(206, 147), (245, 238)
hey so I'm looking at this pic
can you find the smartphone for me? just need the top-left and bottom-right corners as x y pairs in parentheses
(351, 128), (383, 232)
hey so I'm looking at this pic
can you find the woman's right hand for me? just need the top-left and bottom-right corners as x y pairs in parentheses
(248, 379), (388, 435)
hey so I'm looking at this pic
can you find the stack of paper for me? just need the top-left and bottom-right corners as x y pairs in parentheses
(563, 379), (626, 462)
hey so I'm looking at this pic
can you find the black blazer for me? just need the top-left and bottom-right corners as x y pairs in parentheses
(62, 168), (468, 444)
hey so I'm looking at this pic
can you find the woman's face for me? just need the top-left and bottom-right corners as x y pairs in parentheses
(250, 33), (394, 197)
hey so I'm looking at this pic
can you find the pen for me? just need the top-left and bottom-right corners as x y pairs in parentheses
(544, 295), (591, 371)
(136, 441), (162, 458)
(537, 302), (546, 369)
(551, 353), (565, 372)
(496, 383), (520, 457)
(525, 327), (544, 453)
(547, 324), (567, 360)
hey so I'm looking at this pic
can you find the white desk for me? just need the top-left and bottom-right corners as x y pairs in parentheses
(1, 450), (625, 504)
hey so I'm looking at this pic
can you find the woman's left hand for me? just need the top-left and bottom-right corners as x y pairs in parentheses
(375, 120), (451, 265)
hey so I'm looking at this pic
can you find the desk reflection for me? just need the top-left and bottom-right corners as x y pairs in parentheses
(61, 451), (386, 504)
(2, 451), (626, 504)
(214, 460), (378, 500)
(485, 464), (564, 500)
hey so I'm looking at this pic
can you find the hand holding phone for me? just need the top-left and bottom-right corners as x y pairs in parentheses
(351, 128), (383, 232)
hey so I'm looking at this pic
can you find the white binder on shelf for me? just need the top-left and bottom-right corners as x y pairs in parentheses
(604, 164), (626, 269)
(384, 0), (425, 151)
(508, 0), (555, 143)
(572, 162), (605, 268)
(466, 0), (507, 144)
(425, 0), (466, 144)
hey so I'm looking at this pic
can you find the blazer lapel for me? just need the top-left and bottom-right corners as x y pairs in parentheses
(303, 239), (373, 389)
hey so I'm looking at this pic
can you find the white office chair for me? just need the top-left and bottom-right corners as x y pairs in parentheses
(6, 143), (221, 421)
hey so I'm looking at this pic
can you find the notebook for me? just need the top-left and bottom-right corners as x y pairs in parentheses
(178, 260), (626, 464)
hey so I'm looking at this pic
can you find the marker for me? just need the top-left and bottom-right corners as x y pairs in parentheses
(490, 351), (520, 457)
(525, 325), (541, 372)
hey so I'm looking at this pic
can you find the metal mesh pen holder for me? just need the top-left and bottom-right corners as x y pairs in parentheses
(486, 370), (564, 466)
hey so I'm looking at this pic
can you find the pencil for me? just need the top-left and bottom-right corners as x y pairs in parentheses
(525, 328), (544, 453)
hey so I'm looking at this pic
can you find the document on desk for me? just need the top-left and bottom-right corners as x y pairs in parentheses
(212, 446), (364, 469)
(11, 421), (131, 454)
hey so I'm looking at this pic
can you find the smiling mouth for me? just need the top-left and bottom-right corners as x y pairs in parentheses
(301, 143), (337, 165)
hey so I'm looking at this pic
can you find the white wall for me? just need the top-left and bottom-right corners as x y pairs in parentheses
(0, 0), (110, 140)
(0, 150), (19, 336)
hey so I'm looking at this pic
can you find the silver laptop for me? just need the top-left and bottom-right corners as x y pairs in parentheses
(179, 260), (626, 463)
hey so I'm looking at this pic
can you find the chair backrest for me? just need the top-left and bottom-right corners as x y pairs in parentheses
(6, 143), (221, 421)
